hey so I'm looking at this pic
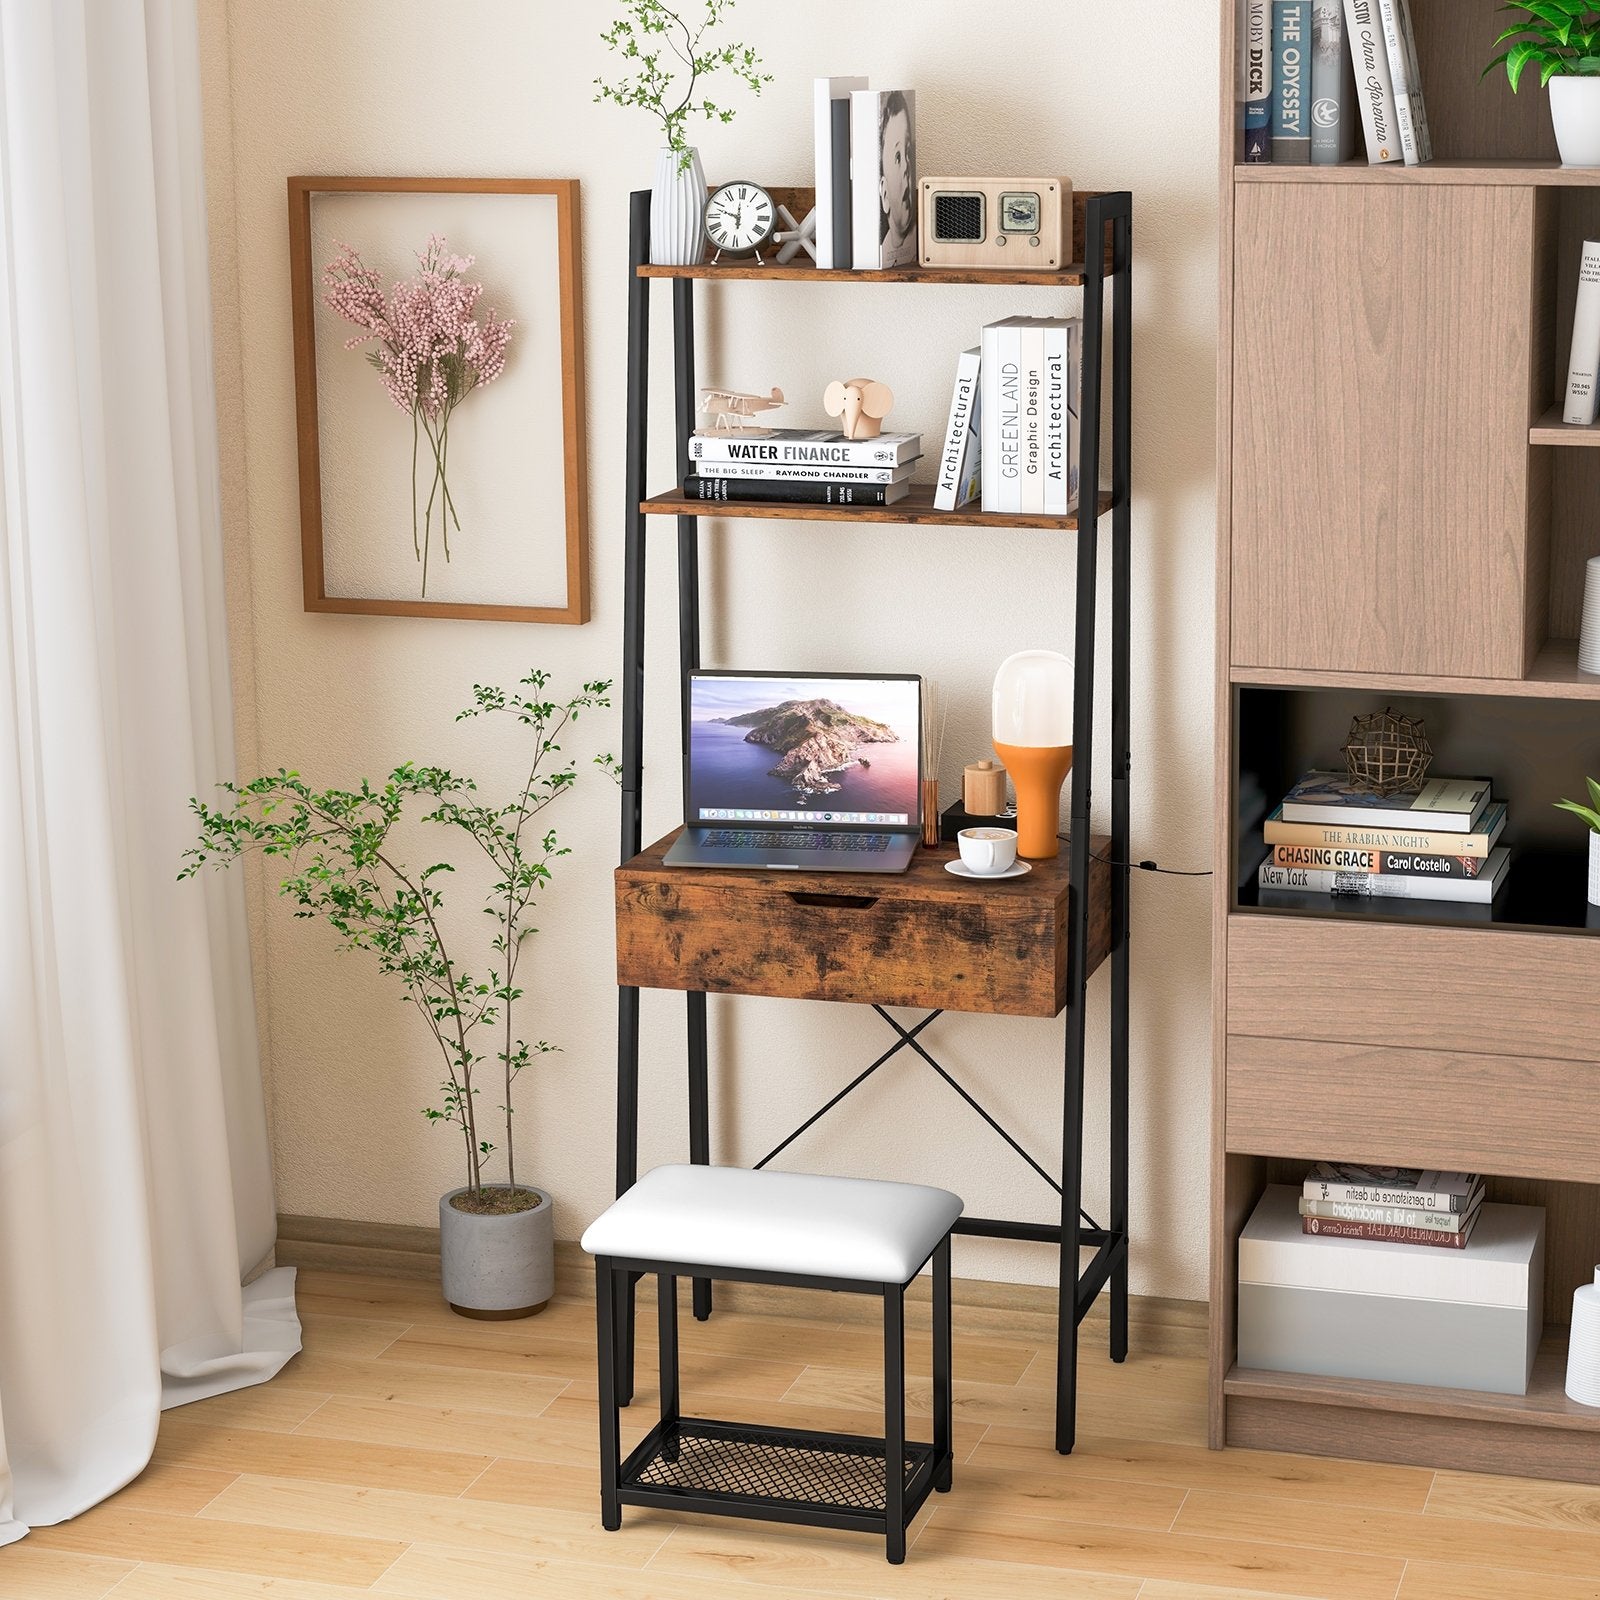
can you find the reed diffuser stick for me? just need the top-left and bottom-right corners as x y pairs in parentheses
(921, 680), (948, 847)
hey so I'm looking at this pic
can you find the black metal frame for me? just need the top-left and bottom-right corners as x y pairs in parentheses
(595, 1238), (954, 1564)
(616, 189), (1134, 1455)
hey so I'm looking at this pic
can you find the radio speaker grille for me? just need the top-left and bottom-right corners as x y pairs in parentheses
(932, 192), (984, 243)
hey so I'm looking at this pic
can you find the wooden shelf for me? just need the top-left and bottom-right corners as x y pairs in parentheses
(638, 259), (1087, 287)
(1531, 404), (1600, 446)
(643, 485), (1114, 531)
(1236, 158), (1600, 187)
(1230, 640), (1600, 701)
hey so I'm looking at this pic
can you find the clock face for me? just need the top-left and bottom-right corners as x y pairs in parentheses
(705, 182), (776, 255)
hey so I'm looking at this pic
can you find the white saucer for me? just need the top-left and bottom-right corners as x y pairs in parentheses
(945, 859), (1032, 880)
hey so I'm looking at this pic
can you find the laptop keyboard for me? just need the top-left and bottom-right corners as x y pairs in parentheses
(702, 830), (891, 853)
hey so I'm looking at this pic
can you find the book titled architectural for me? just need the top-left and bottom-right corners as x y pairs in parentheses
(1273, 1), (1312, 163)
(689, 428), (922, 468)
(1377, 0), (1432, 164)
(1565, 239), (1600, 426)
(1043, 320), (1081, 515)
(1278, 771), (1492, 832)
(981, 320), (1024, 514)
(1310, 0), (1357, 165)
(695, 460), (915, 485)
(933, 347), (982, 511)
(681, 473), (909, 507)
(850, 88), (917, 271)
(812, 77), (867, 270)
(1257, 847), (1509, 902)
(1269, 844), (1489, 878)
(1342, 0), (1401, 163)
(1302, 1215), (1479, 1249)
(1305, 1165), (1485, 1213)
(1244, 0), (1274, 161)
(1300, 1196), (1484, 1232)
(1262, 799), (1508, 858)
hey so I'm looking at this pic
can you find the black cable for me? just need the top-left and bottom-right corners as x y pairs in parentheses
(1056, 833), (1214, 878)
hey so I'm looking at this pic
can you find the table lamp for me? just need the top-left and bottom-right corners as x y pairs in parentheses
(992, 650), (1074, 860)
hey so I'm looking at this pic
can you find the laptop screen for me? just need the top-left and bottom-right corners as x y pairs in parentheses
(687, 672), (922, 829)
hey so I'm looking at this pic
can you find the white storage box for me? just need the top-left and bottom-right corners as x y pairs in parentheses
(1238, 1185), (1544, 1395)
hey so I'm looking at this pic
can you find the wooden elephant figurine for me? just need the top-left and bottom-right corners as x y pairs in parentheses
(822, 377), (895, 441)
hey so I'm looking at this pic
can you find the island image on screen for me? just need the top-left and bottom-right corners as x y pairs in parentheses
(688, 674), (921, 826)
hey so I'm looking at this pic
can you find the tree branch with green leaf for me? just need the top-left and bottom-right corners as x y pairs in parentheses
(1487, 2), (1600, 90)
(594, 0), (771, 170)
(180, 671), (616, 1210)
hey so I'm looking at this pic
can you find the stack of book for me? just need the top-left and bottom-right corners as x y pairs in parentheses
(1300, 1163), (1485, 1250)
(1256, 769), (1511, 906)
(683, 427), (922, 508)
(978, 316), (1080, 516)
(1241, 0), (1431, 167)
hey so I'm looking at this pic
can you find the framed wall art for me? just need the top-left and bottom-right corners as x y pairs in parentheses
(287, 177), (589, 624)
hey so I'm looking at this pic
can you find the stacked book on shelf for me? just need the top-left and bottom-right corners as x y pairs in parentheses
(1255, 769), (1511, 906)
(684, 428), (922, 507)
(1300, 1163), (1484, 1250)
(1241, 0), (1431, 167)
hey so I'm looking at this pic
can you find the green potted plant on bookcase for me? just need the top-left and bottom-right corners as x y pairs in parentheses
(1487, 4), (1600, 167)
(181, 670), (615, 1319)
(1556, 776), (1600, 907)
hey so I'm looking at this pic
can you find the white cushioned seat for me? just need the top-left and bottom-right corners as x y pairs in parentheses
(581, 1165), (964, 1285)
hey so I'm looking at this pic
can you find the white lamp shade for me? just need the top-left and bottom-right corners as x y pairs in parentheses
(992, 650), (1075, 748)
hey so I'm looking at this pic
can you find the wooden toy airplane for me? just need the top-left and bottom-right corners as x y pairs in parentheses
(697, 386), (787, 435)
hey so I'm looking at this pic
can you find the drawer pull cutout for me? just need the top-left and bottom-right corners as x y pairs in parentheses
(784, 892), (880, 910)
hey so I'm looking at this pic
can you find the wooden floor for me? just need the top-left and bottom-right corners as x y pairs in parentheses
(12, 1269), (1600, 1600)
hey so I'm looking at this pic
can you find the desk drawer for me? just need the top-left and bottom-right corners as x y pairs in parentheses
(616, 831), (1112, 1018)
(1226, 1034), (1600, 1182)
(1227, 914), (1600, 1064)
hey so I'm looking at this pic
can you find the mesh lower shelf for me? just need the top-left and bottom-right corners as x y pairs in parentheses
(622, 1418), (935, 1517)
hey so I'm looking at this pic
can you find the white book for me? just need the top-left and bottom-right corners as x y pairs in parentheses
(689, 428), (922, 467)
(1376, 0), (1431, 164)
(812, 77), (868, 271)
(850, 88), (917, 271)
(1257, 845), (1510, 903)
(1343, 0), (1402, 163)
(1242, 1187), (1543, 1310)
(694, 460), (916, 485)
(934, 347), (982, 511)
(1067, 321), (1082, 512)
(1566, 240), (1600, 425)
(1041, 321), (1081, 515)
(1018, 322), (1046, 514)
(981, 321), (1024, 514)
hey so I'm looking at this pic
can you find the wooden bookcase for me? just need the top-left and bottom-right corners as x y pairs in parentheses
(1213, 0), (1600, 1482)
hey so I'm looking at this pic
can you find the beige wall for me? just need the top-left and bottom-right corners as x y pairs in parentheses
(198, 1), (1219, 1299)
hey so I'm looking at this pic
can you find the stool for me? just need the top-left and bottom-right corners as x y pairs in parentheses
(581, 1164), (962, 1564)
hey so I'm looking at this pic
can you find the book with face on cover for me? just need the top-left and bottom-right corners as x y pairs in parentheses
(1278, 770), (1492, 832)
(850, 89), (917, 270)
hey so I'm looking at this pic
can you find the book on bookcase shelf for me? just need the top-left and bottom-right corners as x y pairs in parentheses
(1258, 846), (1509, 902)
(1377, 0), (1432, 164)
(934, 347), (982, 511)
(1301, 1195), (1483, 1232)
(1306, 1164), (1485, 1213)
(980, 317), (1079, 516)
(1343, 0), (1402, 163)
(813, 76), (867, 270)
(1262, 799), (1508, 857)
(681, 473), (908, 507)
(1310, 1), (1357, 165)
(1565, 239), (1600, 427)
(695, 460), (916, 486)
(689, 428), (922, 469)
(1268, 844), (1492, 878)
(1244, 0), (1273, 161)
(1303, 1215), (1480, 1249)
(1278, 771), (1492, 832)
(1298, 1166), (1486, 1250)
(849, 88), (917, 271)
(1272, 1), (1311, 165)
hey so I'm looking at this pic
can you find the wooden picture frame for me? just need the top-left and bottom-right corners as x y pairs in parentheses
(287, 176), (589, 624)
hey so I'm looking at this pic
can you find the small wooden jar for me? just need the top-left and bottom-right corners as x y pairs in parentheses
(964, 759), (1008, 816)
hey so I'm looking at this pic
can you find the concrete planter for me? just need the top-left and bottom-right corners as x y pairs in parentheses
(439, 1186), (554, 1319)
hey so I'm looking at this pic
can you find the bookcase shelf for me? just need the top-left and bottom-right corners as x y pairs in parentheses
(638, 261), (1089, 287)
(1230, 640), (1600, 702)
(642, 486), (1114, 531)
(1236, 159), (1600, 188)
(1532, 405), (1600, 446)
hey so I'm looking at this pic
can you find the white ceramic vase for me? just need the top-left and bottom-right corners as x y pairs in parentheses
(650, 145), (706, 267)
(439, 1186), (554, 1320)
(1589, 830), (1600, 908)
(1551, 77), (1600, 168)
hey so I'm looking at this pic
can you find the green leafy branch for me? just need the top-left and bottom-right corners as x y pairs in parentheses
(1486, 2), (1600, 90)
(594, 0), (771, 170)
(180, 671), (615, 1198)
(1556, 774), (1600, 833)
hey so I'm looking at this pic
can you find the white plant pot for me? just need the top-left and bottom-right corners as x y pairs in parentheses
(1590, 831), (1600, 909)
(1551, 77), (1600, 168)
(439, 1186), (553, 1320)
(650, 145), (706, 267)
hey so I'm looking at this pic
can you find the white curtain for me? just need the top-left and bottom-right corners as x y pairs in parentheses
(0, 0), (298, 1544)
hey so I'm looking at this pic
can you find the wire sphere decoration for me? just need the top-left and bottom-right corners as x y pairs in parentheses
(1342, 708), (1433, 796)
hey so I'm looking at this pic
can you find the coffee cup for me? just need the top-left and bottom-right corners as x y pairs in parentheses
(958, 827), (1018, 876)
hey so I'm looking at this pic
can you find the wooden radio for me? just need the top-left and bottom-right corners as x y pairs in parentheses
(917, 178), (1072, 272)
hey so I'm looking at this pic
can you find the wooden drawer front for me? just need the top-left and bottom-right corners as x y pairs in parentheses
(1227, 915), (1600, 1065)
(1226, 1035), (1600, 1182)
(617, 833), (1110, 1018)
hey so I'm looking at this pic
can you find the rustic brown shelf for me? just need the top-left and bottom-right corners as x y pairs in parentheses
(1223, 1337), (1600, 1484)
(1229, 639), (1600, 702)
(643, 485), (1114, 531)
(639, 259), (1088, 287)
(1531, 404), (1600, 446)
(615, 830), (1113, 1018)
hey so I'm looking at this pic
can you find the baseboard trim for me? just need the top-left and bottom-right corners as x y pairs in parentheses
(275, 1212), (1206, 1357)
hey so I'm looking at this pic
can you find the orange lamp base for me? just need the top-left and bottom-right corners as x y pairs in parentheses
(993, 740), (1074, 859)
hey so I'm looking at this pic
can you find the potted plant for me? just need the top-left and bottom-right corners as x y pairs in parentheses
(1487, 4), (1600, 167)
(181, 671), (614, 1318)
(1557, 776), (1600, 907)
(594, 0), (771, 267)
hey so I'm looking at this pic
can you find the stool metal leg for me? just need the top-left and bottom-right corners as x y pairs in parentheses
(659, 1273), (681, 1462)
(596, 1259), (622, 1532)
(932, 1239), (953, 1492)
(883, 1283), (906, 1565)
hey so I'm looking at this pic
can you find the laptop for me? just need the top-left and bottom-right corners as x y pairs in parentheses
(664, 670), (922, 874)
